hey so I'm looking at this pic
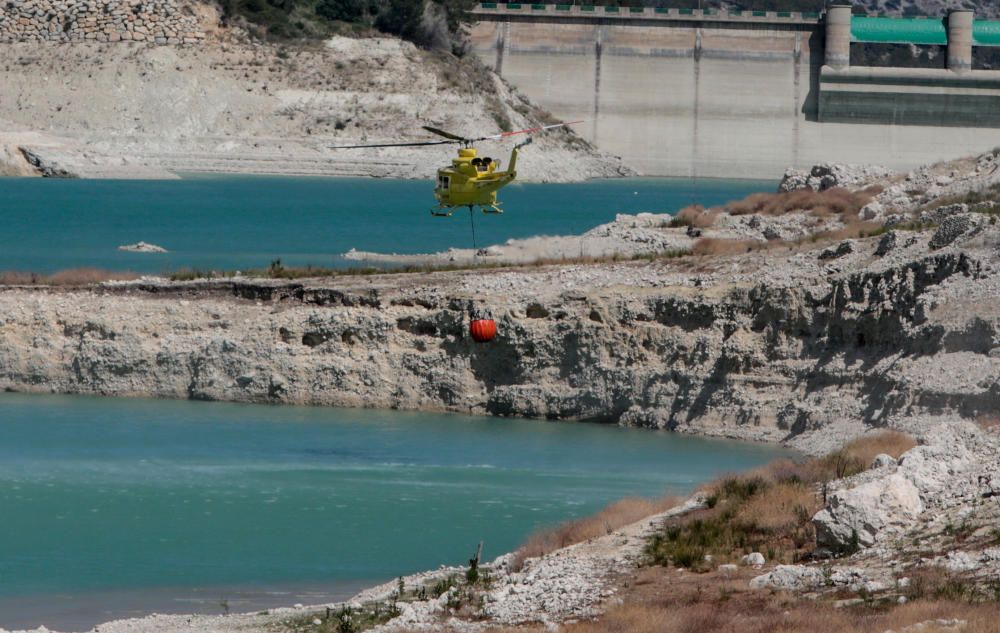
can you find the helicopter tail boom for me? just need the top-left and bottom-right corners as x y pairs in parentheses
(505, 137), (532, 175)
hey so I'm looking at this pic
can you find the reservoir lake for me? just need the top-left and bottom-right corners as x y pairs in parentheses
(0, 394), (790, 629)
(0, 175), (770, 273)
(0, 175), (782, 628)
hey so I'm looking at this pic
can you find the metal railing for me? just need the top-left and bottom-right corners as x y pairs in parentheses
(472, 2), (822, 23)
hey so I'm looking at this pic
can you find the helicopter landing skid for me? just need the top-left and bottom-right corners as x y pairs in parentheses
(430, 204), (503, 216)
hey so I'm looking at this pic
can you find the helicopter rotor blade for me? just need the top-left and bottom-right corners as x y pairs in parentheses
(421, 126), (469, 142)
(330, 119), (584, 149)
(480, 120), (585, 141)
(329, 139), (457, 149)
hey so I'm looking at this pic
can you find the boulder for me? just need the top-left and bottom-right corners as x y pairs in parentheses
(870, 454), (897, 469)
(118, 241), (168, 253)
(874, 231), (898, 257)
(778, 163), (895, 193)
(859, 200), (884, 222)
(897, 428), (975, 495)
(742, 552), (765, 567)
(929, 213), (988, 249)
(813, 473), (923, 550)
(818, 240), (854, 261)
(778, 167), (811, 192)
(919, 203), (968, 225)
(749, 565), (824, 590)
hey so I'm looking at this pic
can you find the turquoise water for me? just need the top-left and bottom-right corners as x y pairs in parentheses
(0, 393), (790, 628)
(0, 176), (769, 273)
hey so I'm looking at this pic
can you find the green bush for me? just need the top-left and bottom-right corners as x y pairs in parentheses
(316, 0), (366, 21)
(220, 0), (475, 45)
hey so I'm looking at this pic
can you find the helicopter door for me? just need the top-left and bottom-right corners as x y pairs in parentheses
(437, 174), (450, 190)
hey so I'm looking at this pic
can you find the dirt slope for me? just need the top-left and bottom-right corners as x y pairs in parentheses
(0, 7), (630, 181)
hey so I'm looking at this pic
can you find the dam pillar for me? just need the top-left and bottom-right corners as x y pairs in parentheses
(824, 4), (853, 69)
(948, 10), (974, 73)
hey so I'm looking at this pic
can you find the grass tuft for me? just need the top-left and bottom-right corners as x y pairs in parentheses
(510, 495), (681, 572)
(725, 187), (873, 218)
(646, 430), (917, 570)
(0, 268), (139, 286)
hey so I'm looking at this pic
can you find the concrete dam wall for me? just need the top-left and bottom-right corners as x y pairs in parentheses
(469, 5), (1000, 179)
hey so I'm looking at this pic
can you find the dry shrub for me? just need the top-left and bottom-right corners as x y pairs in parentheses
(691, 237), (763, 256)
(789, 430), (919, 483)
(651, 474), (818, 569)
(0, 271), (38, 285)
(511, 495), (681, 571)
(726, 187), (872, 218)
(845, 429), (918, 463)
(649, 431), (917, 569)
(559, 595), (1000, 633)
(975, 413), (1000, 433)
(46, 268), (139, 285)
(735, 481), (820, 533)
(672, 204), (719, 228)
(0, 268), (138, 286)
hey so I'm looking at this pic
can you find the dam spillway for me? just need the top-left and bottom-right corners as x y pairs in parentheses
(469, 3), (1000, 178)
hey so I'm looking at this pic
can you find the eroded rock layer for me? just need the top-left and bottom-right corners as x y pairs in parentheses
(1, 223), (996, 453)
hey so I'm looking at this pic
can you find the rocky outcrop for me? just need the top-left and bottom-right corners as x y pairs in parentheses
(813, 473), (924, 549)
(1, 216), (998, 454)
(780, 163), (897, 193)
(929, 214), (988, 250)
(812, 422), (997, 552)
(117, 241), (168, 253)
(17, 146), (77, 178)
(748, 565), (879, 592)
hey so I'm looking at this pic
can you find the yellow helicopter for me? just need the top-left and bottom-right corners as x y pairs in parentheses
(332, 121), (581, 217)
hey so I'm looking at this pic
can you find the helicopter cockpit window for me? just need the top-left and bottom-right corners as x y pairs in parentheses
(438, 174), (449, 190)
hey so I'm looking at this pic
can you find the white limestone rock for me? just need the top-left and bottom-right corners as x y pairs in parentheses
(870, 453), (897, 469)
(859, 200), (885, 221)
(778, 163), (896, 193)
(813, 473), (924, 549)
(749, 564), (824, 590)
(118, 241), (168, 253)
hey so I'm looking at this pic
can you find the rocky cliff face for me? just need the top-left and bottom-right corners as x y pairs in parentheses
(1, 220), (996, 453)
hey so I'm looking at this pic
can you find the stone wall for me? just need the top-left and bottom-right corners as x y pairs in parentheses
(0, 0), (204, 44)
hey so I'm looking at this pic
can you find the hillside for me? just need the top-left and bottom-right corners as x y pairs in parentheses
(0, 2), (629, 181)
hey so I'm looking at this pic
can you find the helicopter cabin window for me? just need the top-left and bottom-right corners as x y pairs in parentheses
(437, 174), (450, 190)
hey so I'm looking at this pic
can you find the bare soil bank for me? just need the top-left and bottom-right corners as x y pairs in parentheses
(0, 29), (629, 180)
